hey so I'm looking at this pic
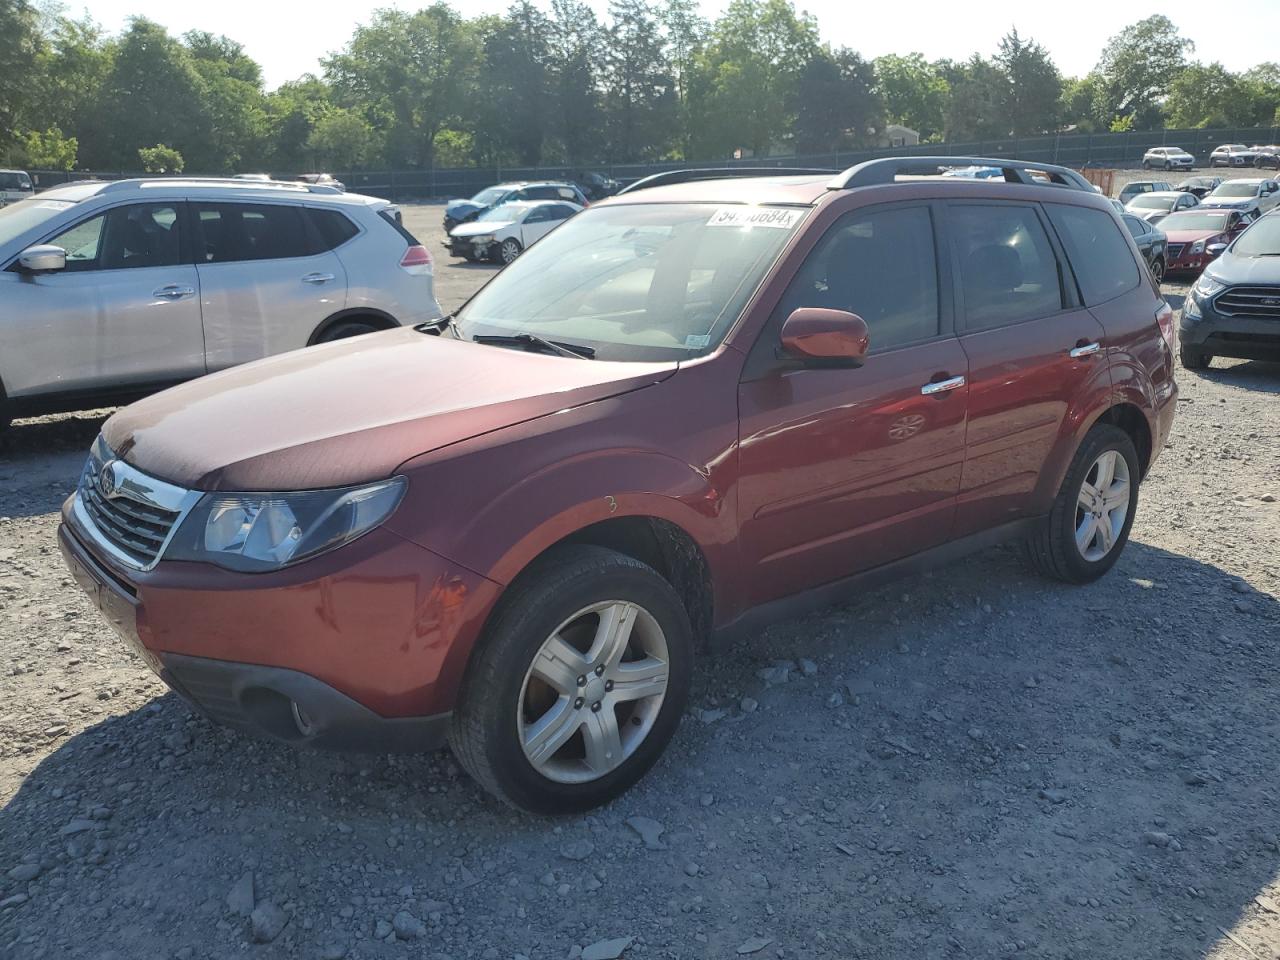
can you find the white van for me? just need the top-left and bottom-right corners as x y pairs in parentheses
(0, 170), (34, 206)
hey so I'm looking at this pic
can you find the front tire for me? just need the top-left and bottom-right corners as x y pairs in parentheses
(1150, 256), (1165, 283)
(1142, 160), (1151, 170)
(316, 320), (381, 343)
(1180, 346), (1212, 370)
(450, 545), (694, 814)
(1164, 160), (1172, 171)
(1022, 424), (1140, 584)
(496, 237), (522, 265)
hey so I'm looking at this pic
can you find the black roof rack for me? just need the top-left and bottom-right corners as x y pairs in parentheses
(828, 156), (1095, 192)
(617, 167), (839, 195)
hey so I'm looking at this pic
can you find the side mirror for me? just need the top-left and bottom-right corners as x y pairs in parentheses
(1207, 242), (1228, 257)
(18, 244), (67, 273)
(779, 307), (870, 367)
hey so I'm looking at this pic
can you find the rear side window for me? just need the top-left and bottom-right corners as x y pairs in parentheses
(949, 204), (1063, 329)
(193, 203), (312, 263)
(1122, 215), (1146, 239)
(524, 186), (563, 201)
(777, 205), (940, 352)
(308, 208), (359, 250)
(1045, 204), (1140, 305)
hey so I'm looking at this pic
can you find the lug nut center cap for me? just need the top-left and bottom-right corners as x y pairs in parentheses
(584, 675), (607, 703)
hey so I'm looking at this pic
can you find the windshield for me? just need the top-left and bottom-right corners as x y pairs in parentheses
(1211, 183), (1258, 198)
(478, 203), (528, 222)
(0, 198), (75, 247)
(470, 187), (509, 206)
(454, 202), (806, 361)
(1159, 211), (1231, 231)
(1232, 216), (1280, 256)
(1131, 195), (1176, 210)
(0, 172), (31, 191)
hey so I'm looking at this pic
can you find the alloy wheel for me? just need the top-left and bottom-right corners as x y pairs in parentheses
(1151, 257), (1165, 283)
(1075, 449), (1131, 562)
(501, 239), (521, 264)
(518, 600), (670, 784)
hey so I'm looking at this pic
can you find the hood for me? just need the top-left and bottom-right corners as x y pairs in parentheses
(1164, 227), (1223, 242)
(1202, 198), (1253, 208)
(1208, 252), (1280, 286)
(102, 328), (677, 491)
(446, 199), (484, 218)
(451, 219), (513, 237)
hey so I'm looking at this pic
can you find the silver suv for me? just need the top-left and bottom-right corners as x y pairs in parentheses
(0, 178), (441, 430)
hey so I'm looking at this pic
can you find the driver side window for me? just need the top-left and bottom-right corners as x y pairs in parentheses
(48, 203), (183, 272)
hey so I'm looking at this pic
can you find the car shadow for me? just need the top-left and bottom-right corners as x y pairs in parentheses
(0, 413), (108, 518)
(1, 540), (1278, 957)
(441, 258), (500, 272)
(1193, 358), (1280, 391)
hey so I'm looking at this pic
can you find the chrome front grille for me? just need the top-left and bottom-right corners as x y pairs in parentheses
(1167, 243), (1185, 260)
(73, 437), (201, 571)
(1214, 286), (1280, 320)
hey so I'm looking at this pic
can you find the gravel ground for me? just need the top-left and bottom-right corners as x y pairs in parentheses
(1, 174), (1279, 960)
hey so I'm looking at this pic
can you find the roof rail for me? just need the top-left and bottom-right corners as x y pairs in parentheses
(98, 177), (324, 194)
(828, 156), (1095, 192)
(618, 166), (839, 195)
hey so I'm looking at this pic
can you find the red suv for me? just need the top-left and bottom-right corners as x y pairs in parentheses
(59, 158), (1178, 813)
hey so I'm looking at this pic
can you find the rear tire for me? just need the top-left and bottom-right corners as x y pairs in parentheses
(1022, 424), (1140, 584)
(1150, 256), (1165, 283)
(450, 545), (693, 815)
(1164, 160), (1172, 171)
(1180, 346), (1212, 370)
(316, 320), (382, 343)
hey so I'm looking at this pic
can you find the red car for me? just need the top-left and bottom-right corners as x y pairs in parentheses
(59, 158), (1177, 813)
(1159, 208), (1253, 274)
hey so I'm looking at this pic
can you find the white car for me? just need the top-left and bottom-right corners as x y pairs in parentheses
(1200, 178), (1280, 215)
(446, 200), (583, 264)
(1142, 147), (1195, 171)
(1124, 189), (1199, 224)
(1210, 144), (1258, 168)
(0, 169), (33, 206)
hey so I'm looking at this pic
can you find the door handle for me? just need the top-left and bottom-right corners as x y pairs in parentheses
(152, 284), (194, 300)
(1069, 341), (1102, 358)
(301, 273), (335, 284)
(920, 375), (966, 396)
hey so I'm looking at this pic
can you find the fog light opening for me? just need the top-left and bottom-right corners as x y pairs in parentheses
(291, 700), (316, 736)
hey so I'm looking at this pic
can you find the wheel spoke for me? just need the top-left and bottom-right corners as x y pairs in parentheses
(523, 698), (581, 767)
(609, 656), (668, 703)
(1102, 480), (1130, 512)
(591, 602), (638, 670)
(530, 636), (589, 695)
(1097, 514), (1116, 552)
(1076, 514), (1098, 554)
(582, 706), (624, 774)
(1095, 451), (1117, 489)
(1077, 480), (1100, 511)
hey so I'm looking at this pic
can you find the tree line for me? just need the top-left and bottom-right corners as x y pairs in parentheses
(1, 0), (1278, 174)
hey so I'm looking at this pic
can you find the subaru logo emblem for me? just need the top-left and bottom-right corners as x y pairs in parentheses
(99, 460), (119, 498)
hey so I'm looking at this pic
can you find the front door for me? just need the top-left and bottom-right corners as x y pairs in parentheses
(946, 201), (1110, 536)
(0, 200), (204, 397)
(191, 201), (347, 371)
(737, 202), (968, 605)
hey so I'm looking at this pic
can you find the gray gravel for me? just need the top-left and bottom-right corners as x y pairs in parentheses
(1, 189), (1279, 959)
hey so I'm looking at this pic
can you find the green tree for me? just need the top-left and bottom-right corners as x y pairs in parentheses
(0, 0), (44, 148)
(661, 0), (707, 157)
(602, 0), (677, 161)
(1093, 15), (1193, 128)
(1060, 74), (1104, 131)
(692, 0), (821, 158)
(21, 126), (77, 168)
(138, 143), (184, 173)
(994, 29), (1061, 136)
(307, 109), (374, 169)
(1240, 63), (1280, 126)
(264, 76), (333, 170)
(184, 31), (268, 170)
(547, 0), (603, 165)
(939, 55), (1007, 141)
(326, 5), (478, 168)
(873, 53), (948, 141)
(475, 2), (554, 166)
(28, 14), (110, 164)
(793, 47), (883, 154)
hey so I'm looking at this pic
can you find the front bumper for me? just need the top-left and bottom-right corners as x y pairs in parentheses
(58, 508), (501, 751)
(443, 236), (494, 259)
(1179, 300), (1280, 360)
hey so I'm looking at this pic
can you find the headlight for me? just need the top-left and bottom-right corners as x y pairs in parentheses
(1190, 240), (1205, 254)
(1183, 296), (1202, 319)
(166, 478), (406, 572)
(1193, 274), (1225, 298)
(471, 234), (495, 244)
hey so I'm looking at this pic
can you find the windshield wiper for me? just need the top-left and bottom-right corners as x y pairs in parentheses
(472, 333), (596, 359)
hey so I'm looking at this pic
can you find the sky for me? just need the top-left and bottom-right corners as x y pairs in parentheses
(67, 0), (1278, 91)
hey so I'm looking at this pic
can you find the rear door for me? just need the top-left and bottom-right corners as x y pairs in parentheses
(736, 201), (969, 603)
(191, 201), (347, 371)
(945, 200), (1109, 537)
(1, 200), (204, 397)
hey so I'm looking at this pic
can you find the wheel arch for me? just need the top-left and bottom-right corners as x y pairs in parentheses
(307, 308), (400, 346)
(1093, 401), (1154, 477)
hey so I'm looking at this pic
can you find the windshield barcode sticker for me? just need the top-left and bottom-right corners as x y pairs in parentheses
(707, 207), (803, 229)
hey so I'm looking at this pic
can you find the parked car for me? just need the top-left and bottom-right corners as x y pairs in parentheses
(56, 157), (1176, 813)
(0, 169), (33, 206)
(295, 173), (345, 192)
(1142, 147), (1195, 171)
(233, 173), (272, 182)
(575, 171), (621, 201)
(1156, 208), (1254, 275)
(1209, 144), (1258, 167)
(0, 177), (440, 430)
(1178, 213), (1280, 369)
(445, 199), (583, 264)
(1252, 146), (1280, 170)
(941, 165), (1004, 179)
(1176, 176), (1223, 199)
(1118, 179), (1175, 205)
(1124, 190), (1198, 224)
(1200, 177), (1280, 216)
(443, 182), (589, 232)
(1121, 213), (1169, 281)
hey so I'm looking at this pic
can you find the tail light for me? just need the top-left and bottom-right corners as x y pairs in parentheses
(400, 244), (432, 275)
(1156, 300), (1175, 350)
